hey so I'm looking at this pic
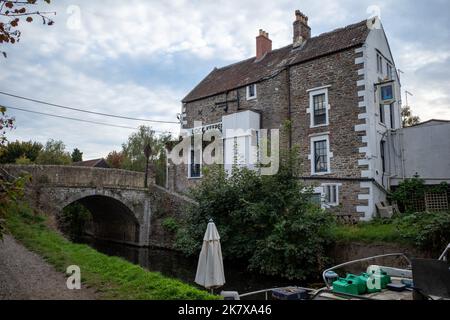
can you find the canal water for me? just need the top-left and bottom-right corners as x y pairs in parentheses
(80, 238), (301, 298)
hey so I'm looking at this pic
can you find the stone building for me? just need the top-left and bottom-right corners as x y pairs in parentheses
(167, 10), (403, 221)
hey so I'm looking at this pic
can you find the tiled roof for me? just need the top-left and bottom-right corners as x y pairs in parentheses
(183, 20), (370, 103)
(73, 158), (108, 168)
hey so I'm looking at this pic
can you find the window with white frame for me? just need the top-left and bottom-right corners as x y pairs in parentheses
(246, 84), (257, 100)
(189, 135), (202, 179)
(309, 135), (332, 175)
(308, 87), (330, 128)
(379, 104), (385, 124)
(323, 184), (340, 206)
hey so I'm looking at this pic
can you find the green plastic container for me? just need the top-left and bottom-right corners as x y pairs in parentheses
(345, 274), (367, 294)
(360, 273), (381, 293)
(332, 278), (360, 296)
(367, 269), (392, 289)
(361, 271), (391, 292)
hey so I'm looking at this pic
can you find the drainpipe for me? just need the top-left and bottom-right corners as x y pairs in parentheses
(286, 66), (292, 150)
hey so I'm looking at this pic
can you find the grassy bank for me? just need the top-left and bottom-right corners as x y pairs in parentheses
(5, 202), (217, 300)
(331, 221), (404, 244)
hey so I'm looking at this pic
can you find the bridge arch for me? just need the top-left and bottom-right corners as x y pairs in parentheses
(55, 189), (146, 246)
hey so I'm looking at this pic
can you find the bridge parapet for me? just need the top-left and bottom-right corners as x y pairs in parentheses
(1, 165), (146, 189)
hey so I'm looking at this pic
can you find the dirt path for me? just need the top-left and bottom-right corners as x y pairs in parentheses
(0, 235), (98, 300)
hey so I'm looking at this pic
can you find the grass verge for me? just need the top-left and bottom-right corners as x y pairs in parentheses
(5, 202), (217, 300)
(331, 220), (405, 244)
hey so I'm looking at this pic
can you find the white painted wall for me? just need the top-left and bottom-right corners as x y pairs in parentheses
(357, 23), (402, 219)
(222, 111), (261, 174)
(389, 121), (450, 186)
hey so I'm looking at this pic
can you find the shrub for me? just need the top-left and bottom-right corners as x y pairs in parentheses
(176, 160), (335, 281)
(162, 217), (179, 233)
(395, 211), (450, 252)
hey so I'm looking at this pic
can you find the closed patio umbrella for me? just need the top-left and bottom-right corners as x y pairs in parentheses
(195, 219), (225, 291)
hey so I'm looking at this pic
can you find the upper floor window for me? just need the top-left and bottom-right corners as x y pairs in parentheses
(379, 104), (385, 124)
(377, 53), (383, 74)
(246, 84), (257, 100)
(309, 134), (333, 175)
(386, 63), (393, 80)
(313, 94), (327, 126)
(308, 86), (330, 128)
(390, 103), (396, 129)
(189, 135), (202, 179)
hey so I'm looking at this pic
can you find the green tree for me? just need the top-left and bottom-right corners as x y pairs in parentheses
(0, 140), (43, 164)
(402, 106), (420, 127)
(122, 126), (159, 172)
(176, 158), (335, 280)
(71, 148), (83, 163)
(120, 126), (171, 186)
(35, 139), (72, 165)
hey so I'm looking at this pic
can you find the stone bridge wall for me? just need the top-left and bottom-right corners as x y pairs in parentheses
(2, 164), (145, 189)
(1, 165), (193, 248)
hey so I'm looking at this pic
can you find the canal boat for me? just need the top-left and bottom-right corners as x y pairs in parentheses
(222, 244), (450, 301)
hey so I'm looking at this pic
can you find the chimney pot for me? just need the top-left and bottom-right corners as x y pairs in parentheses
(293, 9), (311, 47)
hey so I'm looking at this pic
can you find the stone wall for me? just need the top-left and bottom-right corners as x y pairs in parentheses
(1, 164), (146, 189)
(329, 242), (434, 273)
(290, 48), (364, 178)
(148, 185), (197, 249)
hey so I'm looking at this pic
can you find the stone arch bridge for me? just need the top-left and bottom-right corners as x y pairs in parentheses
(3, 165), (155, 247)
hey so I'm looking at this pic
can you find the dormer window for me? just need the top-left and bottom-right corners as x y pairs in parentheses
(246, 84), (257, 100)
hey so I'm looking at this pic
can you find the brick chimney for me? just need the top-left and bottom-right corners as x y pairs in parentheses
(293, 10), (311, 47)
(256, 29), (272, 60)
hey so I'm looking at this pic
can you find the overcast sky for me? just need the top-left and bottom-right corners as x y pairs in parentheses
(1, 0), (449, 159)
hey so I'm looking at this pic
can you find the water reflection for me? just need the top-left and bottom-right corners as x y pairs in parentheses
(80, 238), (299, 298)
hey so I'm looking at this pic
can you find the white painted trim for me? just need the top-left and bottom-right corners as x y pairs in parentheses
(357, 181), (373, 221)
(358, 159), (370, 166)
(306, 85), (331, 93)
(356, 80), (365, 87)
(306, 87), (331, 128)
(321, 183), (342, 207)
(355, 124), (368, 132)
(246, 84), (257, 101)
(309, 131), (330, 138)
(308, 134), (333, 176)
(355, 57), (364, 65)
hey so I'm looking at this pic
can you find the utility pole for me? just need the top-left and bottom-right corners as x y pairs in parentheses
(144, 143), (152, 188)
(397, 69), (404, 82)
(405, 90), (413, 107)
